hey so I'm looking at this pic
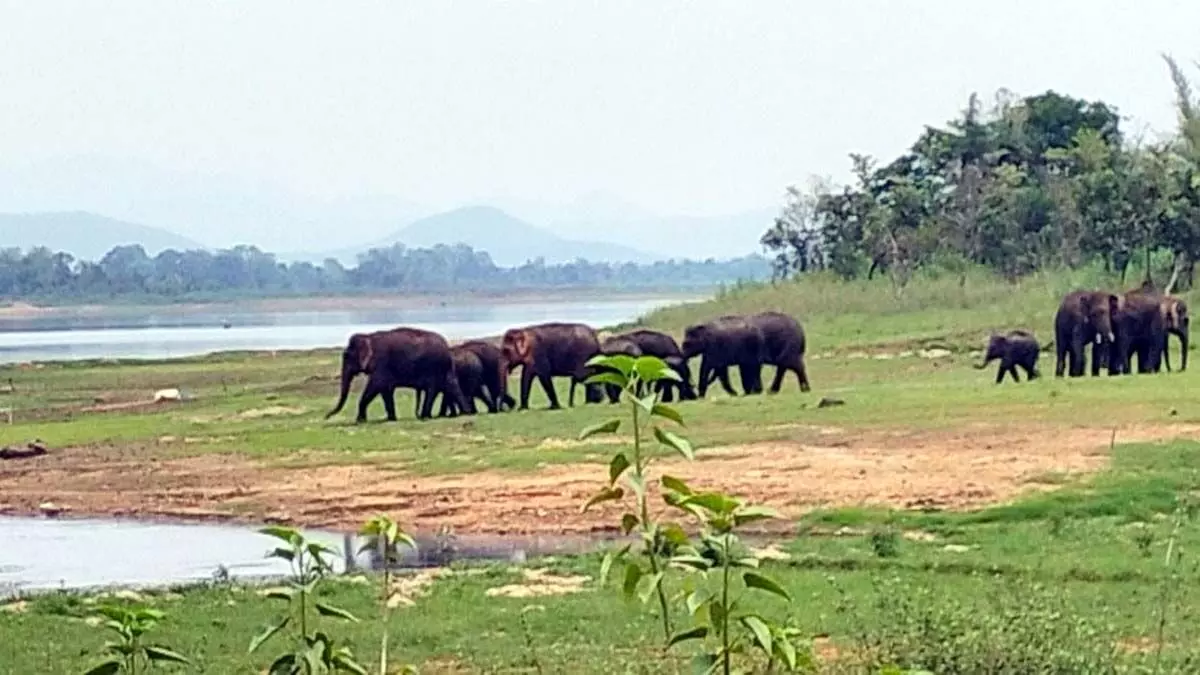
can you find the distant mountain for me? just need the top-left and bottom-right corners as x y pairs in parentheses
(312, 205), (663, 267)
(0, 211), (206, 260)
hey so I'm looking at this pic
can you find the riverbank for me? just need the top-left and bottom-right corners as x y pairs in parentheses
(0, 287), (709, 319)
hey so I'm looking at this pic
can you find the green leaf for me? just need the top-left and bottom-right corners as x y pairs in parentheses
(634, 392), (657, 413)
(620, 512), (639, 535)
(775, 638), (799, 671)
(578, 418), (621, 440)
(259, 525), (302, 546)
(660, 522), (689, 546)
(681, 492), (740, 515)
(267, 546), (296, 562)
(598, 543), (630, 586)
(654, 427), (694, 460)
(651, 403), (686, 426)
(588, 353), (635, 377)
(686, 588), (711, 616)
(81, 660), (122, 675)
(668, 625), (710, 647)
(743, 571), (791, 602)
(733, 505), (781, 527)
(264, 589), (294, 602)
(315, 601), (360, 622)
(581, 485), (624, 512)
(670, 554), (714, 571)
(144, 645), (191, 665)
(608, 452), (631, 485)
(633, 355), (669, 381)
(708, 600), (726, 636)
(638, 571), (664, 604)
(661, 475), (693, 496)
(585, 371), (628, 389)
(131, 607), (165, 622)
(249, 616), (290, 653)
(740, 615), (772, 654)
(626, 473), (646, 502)
(621, 561), (643, 599)
(731, 556), (761, 569)
(333, 654), (370, 675)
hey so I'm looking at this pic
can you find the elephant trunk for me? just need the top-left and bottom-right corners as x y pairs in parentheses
(1181, 328), (1189, 371)
(325, 356), (359, 419)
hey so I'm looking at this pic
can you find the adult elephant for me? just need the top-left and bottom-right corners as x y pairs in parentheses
(1053, 290), (1119, 377)
(501, 322), (602, 410)
(681, 315), (765, 398)
(1112, 288), (1168, 375)
(746, 311), (811, 393)
(1160, 296), (1189, 372)
(619, 328), (697, 402)
(325, 327), (467, 423)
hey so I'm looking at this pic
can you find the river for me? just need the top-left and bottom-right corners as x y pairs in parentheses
(0, 293), (690, 592)
(0, 294), (697, 364)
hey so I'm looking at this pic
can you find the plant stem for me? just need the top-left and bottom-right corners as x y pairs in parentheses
(631, 382), (674, 642)
(380, 538), (390, 675)
(1154, 507), (1184, 670)
(721, 532), (732, 675)
(298, 550), (309, 640)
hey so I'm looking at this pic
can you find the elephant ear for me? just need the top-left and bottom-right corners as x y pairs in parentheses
(352, 334), (374, 372)
(515, 330), (535, 361)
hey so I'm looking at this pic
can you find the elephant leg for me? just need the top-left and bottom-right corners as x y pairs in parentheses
(658, 381), (675, 403)
(795, 359), (811, 392)
(1068, 340), (1085, 377)
(605, 383), (621, 404)
(994, 359), (1007, 384)
(413, 389), (423, 418)
(697, 359), (713, 398)
(768, 364), (786, 394)
(539, 372), (561, 410)
(568, 378), (577, 407)
(717, 367), (738, 397)
(518, 365), (535, 410)
(418, 383), (438, 419)
(480, 389), (497, 414)
(381, 387), (398, 422)
(1054, 340), (1067, 378)
(356, 380), (381, 424)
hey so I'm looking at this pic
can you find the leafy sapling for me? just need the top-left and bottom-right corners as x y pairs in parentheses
(579, 352), (692, 643)
(249, 526), (368, 674)
(358, 514), (418, 675)
(80, 605), (190, 675)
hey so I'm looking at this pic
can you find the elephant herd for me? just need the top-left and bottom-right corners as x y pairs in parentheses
(1052, 281), (1189, 379)
(325, 310), (811, 423)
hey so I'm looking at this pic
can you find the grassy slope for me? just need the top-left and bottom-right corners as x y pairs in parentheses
(3, 268), (1200, 672)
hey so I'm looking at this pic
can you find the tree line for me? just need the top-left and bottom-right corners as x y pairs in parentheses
(0, 241), (770, 302)
(761, 56), (1200, 292)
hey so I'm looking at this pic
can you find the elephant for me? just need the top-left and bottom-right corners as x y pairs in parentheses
(457, 340), (516, 411)
(681, 315), (765, 398)
(500, 322), (602, 410)
(974, 330), (1041, 383)
(746, 311), (811, 393)
(1053, 290), (1119, 378)
(325, 327), (467, 423)
(415, 340), (516, 416)
(1112, 288), (1167, 375)
(1160, 296), (1189, 372)
(618, 328), (697, 402)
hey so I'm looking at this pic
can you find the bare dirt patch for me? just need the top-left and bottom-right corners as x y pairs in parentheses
(1, 423), (1197, 535)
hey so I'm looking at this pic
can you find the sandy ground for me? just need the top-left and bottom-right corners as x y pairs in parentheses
(3, 422), (1198, 535)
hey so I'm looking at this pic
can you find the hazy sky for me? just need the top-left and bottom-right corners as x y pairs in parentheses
(3, 1), (1200, 251)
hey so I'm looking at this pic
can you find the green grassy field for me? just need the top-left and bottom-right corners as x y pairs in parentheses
(2, 269), (1200, 673)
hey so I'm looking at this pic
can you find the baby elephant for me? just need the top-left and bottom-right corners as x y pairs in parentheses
(975, 330), (1041, 384)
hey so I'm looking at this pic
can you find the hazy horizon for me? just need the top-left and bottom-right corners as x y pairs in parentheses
(3, 1), (1200, 256)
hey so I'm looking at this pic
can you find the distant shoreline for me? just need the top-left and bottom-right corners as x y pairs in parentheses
(0, 288), (710, 319)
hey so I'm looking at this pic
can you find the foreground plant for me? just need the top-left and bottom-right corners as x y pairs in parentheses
(580, 352), (692, 642)
(580, 354), (812, 673)
(358, 514), (418, 675)
(250, 526), (367, 674)
(81, 605), (189, 675)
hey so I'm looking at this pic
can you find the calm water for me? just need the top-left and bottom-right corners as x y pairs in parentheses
(0, 516), (606, 595)
(0, 295), (696, 364)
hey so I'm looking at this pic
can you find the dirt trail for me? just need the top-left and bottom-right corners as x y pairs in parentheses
(1, 423), (1197, 535)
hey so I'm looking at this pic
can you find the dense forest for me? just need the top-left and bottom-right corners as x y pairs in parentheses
(761, 57), (1200, 292)
(0, 240), (769, 303)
